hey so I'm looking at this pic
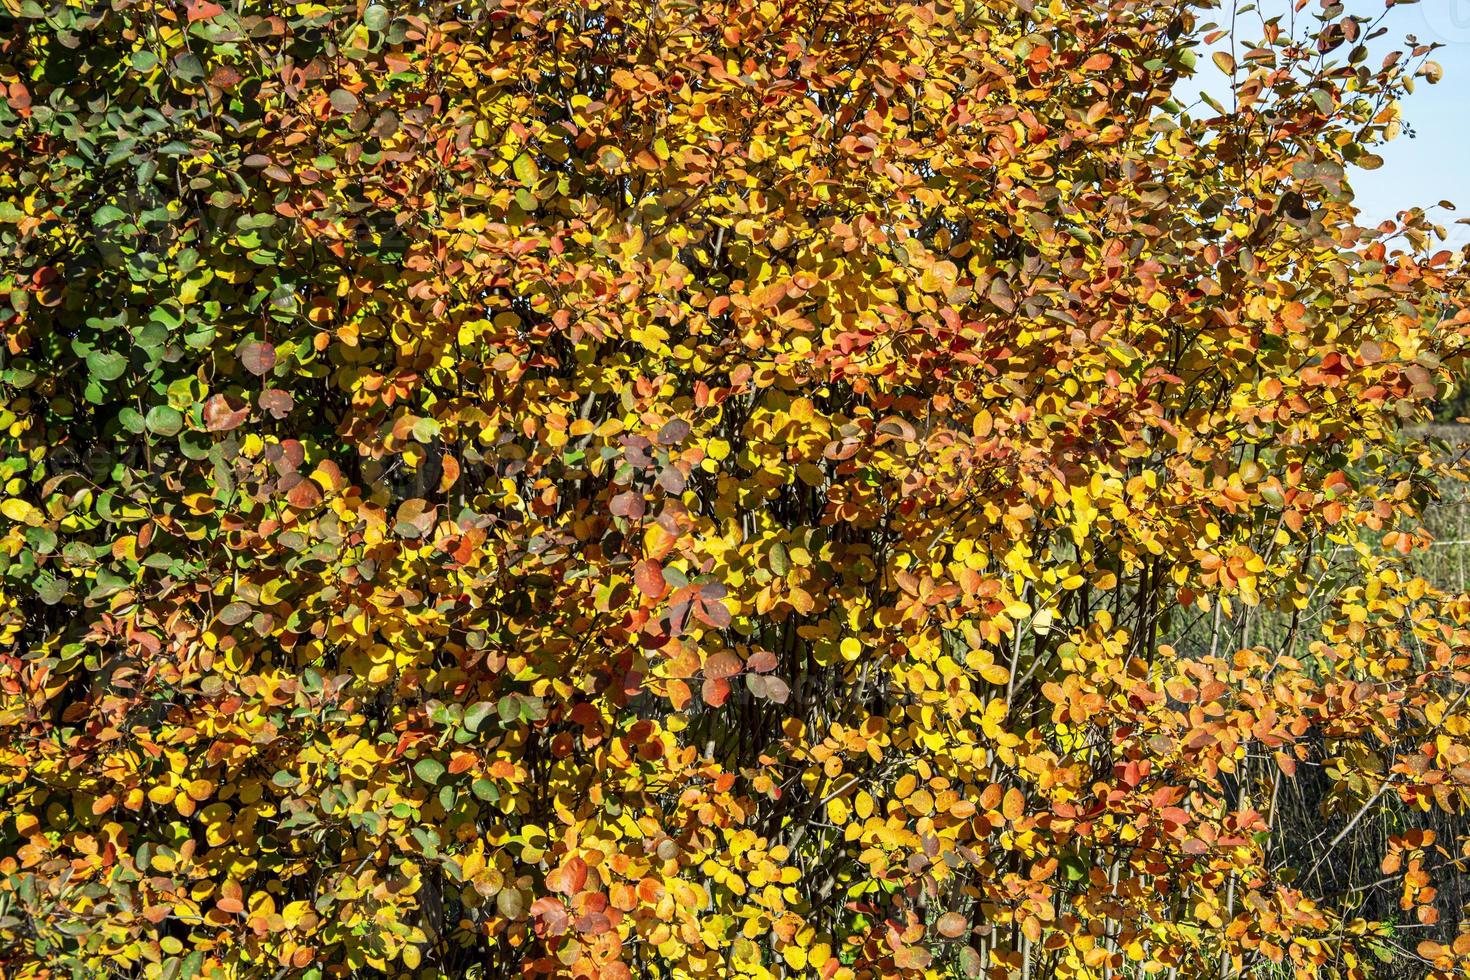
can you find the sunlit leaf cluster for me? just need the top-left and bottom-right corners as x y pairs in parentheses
(3, 0), (1470, 977)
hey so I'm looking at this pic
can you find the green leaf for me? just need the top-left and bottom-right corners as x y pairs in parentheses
(464, 701), (496, 733)
(36, 574), (67, 605)
(498, 696), (521, 724)
(769, 542), (790, 576)
(87, 351), (128, 382)
(145, 405), (184, 436)
(1059, 853), (1088, 882)
(25, 526), (56, 554)
(414, 758), (446, 785)
(178, 431), (212, 459)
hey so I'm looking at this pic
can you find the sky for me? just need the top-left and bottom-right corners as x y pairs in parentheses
(1191, 1), (1470, 245)
(1342, 2), (1470, 242)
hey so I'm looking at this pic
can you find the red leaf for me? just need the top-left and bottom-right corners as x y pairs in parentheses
(746, 649), (778, 673)
(1159, 806), (1190, 830)
(575, 911), (611, 936)
(530, 897), (570, 937)
(666, 600), (691, 638)
(7, 81), (32, 112)
(185, 0), (226, 22)
(209, 64), (242, 89)
(634, 560), (666, 599)
(203, 394), (249, 431)
(694, 595), (731, 628)
(548, 857), (588, 895)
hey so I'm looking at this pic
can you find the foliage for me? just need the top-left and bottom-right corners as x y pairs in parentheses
(3, 0), (1470, 977)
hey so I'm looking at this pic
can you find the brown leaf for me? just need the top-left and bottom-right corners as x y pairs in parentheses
(936, 912), (968, 939)
(259, 388), (294, 419)
(209, 64), (243, 89)
(394, 498), (436, 538)
(704, 651), (742, 679)
(610, 490), (644, 520)
(746, 673), (790, 703)
(701, 676), (730, 707)
(286, 478), (322, 509)
(238, 341), (277, 376)
(575, 911), (612, 936)
(657, 418), (691, 445)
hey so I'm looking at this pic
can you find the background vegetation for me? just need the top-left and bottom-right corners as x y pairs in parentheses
(3, 1), (1470, 978)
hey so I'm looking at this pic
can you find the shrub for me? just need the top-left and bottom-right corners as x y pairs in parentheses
(3, 1), (1470, 977)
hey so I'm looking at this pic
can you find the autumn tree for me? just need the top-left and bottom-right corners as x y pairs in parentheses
(3, 0), (1470, 977)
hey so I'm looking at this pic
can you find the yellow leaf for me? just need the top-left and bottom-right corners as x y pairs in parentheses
(1, 498), (41, 525)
